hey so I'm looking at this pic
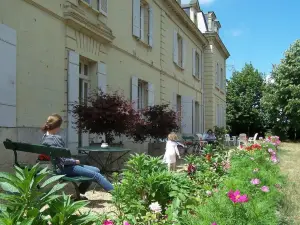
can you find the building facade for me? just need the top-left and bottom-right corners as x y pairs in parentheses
(0, 0), (229, 170)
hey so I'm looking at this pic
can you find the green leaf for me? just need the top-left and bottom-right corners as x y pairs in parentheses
(40, 175), (65, 188)
(41, 183), (67, 200)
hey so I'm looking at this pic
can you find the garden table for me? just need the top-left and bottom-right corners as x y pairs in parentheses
(78, 145), (131, 179)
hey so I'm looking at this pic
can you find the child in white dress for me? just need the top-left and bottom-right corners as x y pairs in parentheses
(163, 132), (181, 171)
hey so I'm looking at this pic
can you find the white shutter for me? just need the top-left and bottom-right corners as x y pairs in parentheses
(173, 30), (178, 65)
(140, 7), (145, 41)
(148, 83), (154, 107)
(97, 62), (107, 93)
(201, 50), (204, 86)
(0, 24), (16, 127)
(67, 50), (79, 154)
(132, 0), (141, 38)
(182, 39), (186, 69)
(131, 76), (138, 110)
(172, 92), (177, 112)
(193, 100), (196, 134)
(148, 6), (153, 47)
(189, 8), (195, 22)
(181, 96), (193, 134)
(192, 48), (196, 76)
(199, 51), (202, 80)
(99, 0), (108, 16)
(199, 104), (203, 133)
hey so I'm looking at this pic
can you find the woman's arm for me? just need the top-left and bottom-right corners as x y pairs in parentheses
(175, 145), (180, 158)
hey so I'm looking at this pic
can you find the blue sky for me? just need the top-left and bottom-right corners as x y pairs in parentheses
(182, 0), (300, 78)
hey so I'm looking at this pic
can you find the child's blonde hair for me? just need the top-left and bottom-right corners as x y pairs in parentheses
(168, 132), (178, 141)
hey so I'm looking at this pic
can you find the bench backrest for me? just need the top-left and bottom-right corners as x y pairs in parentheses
(3, 139), (71, 157)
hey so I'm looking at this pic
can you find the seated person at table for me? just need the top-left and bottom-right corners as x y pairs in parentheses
(41, 113), (113, 195)
(204, 129), (216, 141)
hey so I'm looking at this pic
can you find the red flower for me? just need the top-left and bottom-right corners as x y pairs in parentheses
(38, 154), (50, 161)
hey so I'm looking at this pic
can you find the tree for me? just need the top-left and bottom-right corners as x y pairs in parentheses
(71, 90), (142, 143)
(261, 40), (300, 140)
(226, 63), (266, 136)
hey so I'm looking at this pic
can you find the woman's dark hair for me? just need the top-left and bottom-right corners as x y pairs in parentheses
(41, 114), (63, 132)
(207, 129), (213, 133)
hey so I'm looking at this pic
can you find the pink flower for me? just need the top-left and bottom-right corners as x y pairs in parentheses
(227, 190), (248, 203)
(123, 222), (130, 225)
(261, 186), (270, 192)
(206, 190), (212, 196)
(253, 168), (259, 173)
(103, 220), (114, 225)
(212, 223), (217, 225)
(250, 157), (255, 161)
(251, 178), (260, 185)
(271, 155), (278, 163)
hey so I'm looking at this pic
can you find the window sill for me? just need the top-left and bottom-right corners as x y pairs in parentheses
(193, 75), (201, 82)
(78, 0), (107, 17)
(134, 37), (152, 49)
(174, 62), (184, 71)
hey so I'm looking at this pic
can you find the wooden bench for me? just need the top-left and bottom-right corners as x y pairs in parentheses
(2, 139), (93, 199)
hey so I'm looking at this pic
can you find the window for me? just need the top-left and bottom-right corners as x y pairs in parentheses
(195, 102), (200, 133)
(78, 58), (90, 146)
(193, 49), (202, 79)
(132, 0), (153, 47)
(83, 0), (91, 4)
(173, 31), (185, 68)
(183, 8), (190, 16)
(138, 80), (148, 110)
(220, 67), (224, 90)
(98, 0), (108, 15)
(215, 63), (219, 87)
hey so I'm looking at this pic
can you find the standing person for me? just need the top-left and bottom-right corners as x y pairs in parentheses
(41, 113), (113, 197)
(163, 132), (181, 171)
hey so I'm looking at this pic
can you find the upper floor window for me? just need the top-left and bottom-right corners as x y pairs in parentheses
(132, 0), (153, 47)
(220, 67), (224, 90)
(215, 62), (219, 87)
(193, 49), (203, 79)
(81, 0), (108, 15)
(173, 31), (186, 69)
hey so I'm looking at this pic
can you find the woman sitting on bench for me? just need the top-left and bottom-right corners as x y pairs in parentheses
(41, 113), (113, 196)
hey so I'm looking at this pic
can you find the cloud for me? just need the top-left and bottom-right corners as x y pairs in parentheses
(231, 29), (243, 37)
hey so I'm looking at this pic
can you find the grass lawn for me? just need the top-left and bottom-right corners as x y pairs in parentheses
(279, 142), (300, 224)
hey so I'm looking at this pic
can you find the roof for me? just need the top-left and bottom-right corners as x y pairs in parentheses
(181, 0), (200, 12)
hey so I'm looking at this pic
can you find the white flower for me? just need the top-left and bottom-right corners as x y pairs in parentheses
(149, 202), (162, 213)
(206, 190), (212, 196)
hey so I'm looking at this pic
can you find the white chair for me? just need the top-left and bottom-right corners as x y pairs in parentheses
(196, 133), (208, 149)
(225, 134), (235, 146)
(237, 133), (247, 147)
(231, 136), (237, 146)
(248, 133), (258, 144)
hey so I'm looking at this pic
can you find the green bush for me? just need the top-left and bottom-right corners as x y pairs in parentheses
(0, 164), (100, 225)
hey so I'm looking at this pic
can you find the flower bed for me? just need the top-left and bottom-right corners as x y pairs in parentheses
(101, 138), (284, 225)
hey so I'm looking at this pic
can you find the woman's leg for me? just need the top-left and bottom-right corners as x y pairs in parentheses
(78, 165), (101, 194)
(61, 165), (113, 192)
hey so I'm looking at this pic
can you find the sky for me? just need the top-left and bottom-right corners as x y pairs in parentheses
(182, 0), (300, 79)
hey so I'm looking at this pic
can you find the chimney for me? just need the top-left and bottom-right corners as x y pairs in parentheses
(205, 11), (221, 33)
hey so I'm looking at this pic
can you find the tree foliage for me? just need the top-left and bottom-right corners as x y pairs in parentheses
(262, 40), (300, 139)
(72, 91), (179, 143)
(226, 63), (266, 136)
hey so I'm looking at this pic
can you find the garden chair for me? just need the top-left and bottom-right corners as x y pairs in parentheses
(196, 133), (208, 152)
(237, 133), (247, 147)
(225, 134), (235, 146)
(248, 133), (258, 144)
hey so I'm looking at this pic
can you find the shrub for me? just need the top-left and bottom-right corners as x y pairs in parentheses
(0, 164), (100, 225)
(71, 90), (142, 143)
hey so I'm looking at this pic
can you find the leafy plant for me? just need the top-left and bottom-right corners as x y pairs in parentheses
(0, 164), (99, 225)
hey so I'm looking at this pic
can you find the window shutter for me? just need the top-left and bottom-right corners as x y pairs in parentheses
(67, 50), (80, 154)
(173, 30), (178, 65)
(201, 50), (204, 85)
(140, 7), (145, 41)
(172, 92), (177, 112)
(199, 50), (202, 80)
(148, 6), (153, 47)
(131, 76), (138, 110)
(193, 100), (196, 134)
(192, 48), (196, 76)
(132, 0), (141, 38)
(148, 83), (154, 107)
(182, 39), (186, 69)
(99, 0), (108, 15)
(0, 24), (16, 127)
(181, 96), (193, 134)
(199, 104), (203, 133)
(97, 62), (107, 93)
(215, 63), (219, 86)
